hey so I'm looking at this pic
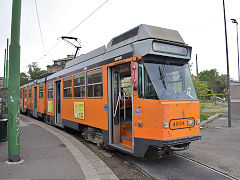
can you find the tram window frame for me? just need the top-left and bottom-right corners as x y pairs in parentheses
(48, 82), (53, 99)
(138, 62), (158, 100)
(29, 87), (32, 98)
(39, 84), (44, 99)
(63, 76), (72, 98)
(87, 68), (103, 98)
(24, 88), (27, 99)
(20, 89), (22, 99)
(73, 73), (85, 98)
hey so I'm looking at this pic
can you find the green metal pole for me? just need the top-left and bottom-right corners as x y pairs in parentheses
(3, 49), (6, 88)
(8, 0), (22, 162)
(6, 39), (9, 88)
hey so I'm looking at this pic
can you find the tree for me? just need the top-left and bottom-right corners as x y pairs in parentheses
(20, 72), (29, 86)
(27, 62), (47, 80)
(193, 77), (209, 100)
(196, 69), (228, 99)
(198, 69), (219, 93)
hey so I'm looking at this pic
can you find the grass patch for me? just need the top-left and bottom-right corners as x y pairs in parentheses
(200, 103), (227, 110)
(200, 111), (227, 122)
(92, 148), (104, 159)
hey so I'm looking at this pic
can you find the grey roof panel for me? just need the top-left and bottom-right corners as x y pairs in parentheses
(65, 45), (106, 68)
(106, 24), (185, 52)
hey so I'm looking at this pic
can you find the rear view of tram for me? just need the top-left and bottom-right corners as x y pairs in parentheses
(107, 25), (201, 157)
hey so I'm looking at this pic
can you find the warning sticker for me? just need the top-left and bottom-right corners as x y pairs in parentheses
(48, 101), (53, 113)
(74, 102), (85, 120)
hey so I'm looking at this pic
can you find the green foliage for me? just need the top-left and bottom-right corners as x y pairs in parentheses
(20, 72), (29, 86)
(193, 77), (209, 100)
(199, 69), (219, 93)
(20, 62), (47, 86)
(27, 62), (47, 80)
(196, 69), (228, 100)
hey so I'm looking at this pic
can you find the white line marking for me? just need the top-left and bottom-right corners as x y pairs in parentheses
(175, 154), (237, 180)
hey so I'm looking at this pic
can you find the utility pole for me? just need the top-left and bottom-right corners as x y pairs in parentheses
(196, 54), (199, 76)
(6, 39), (9, 87)
(222, 0), (231, 127)
(8, 0), (22, 162)
(4, 49), (6, 88)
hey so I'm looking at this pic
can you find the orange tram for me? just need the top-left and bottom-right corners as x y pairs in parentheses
(20, 24), (201, 157)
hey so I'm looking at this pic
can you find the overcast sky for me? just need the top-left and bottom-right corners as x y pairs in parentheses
(1, 0), (240, 80)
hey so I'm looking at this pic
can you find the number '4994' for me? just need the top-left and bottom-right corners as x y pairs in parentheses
(173, 121), (185, 127)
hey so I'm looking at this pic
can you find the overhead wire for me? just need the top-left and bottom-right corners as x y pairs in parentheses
(34, 0), (45, 54)
(37, 0), (110, 61)
(65, 0), (109, 36)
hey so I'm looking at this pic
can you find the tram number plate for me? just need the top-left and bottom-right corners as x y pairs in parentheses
(170, 118), (194, 130)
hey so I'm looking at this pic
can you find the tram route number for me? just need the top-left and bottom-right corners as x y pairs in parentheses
(172, 121), (185, 127)
(170, 119), (193, 130)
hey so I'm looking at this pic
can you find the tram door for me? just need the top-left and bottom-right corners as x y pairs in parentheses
(55, 81), (62, 126)
(109, 63), (133, 151)
(33, 87), (37, 117)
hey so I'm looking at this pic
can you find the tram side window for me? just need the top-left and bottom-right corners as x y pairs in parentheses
(39, 85), (44, 99)
(87, 68), (103, 98)
(20, 89), (22, 99)
(138, 63), (158, 100)
(24, 88), (27, 99)
(29, 88), (32, 98)
(74, 73), (85, 98)
(48, 82), (53, 99)
(63, 77), (72, 98)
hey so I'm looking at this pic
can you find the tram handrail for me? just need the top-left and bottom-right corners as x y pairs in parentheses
(113, 91), (121, 118)
(113, 90), (127, 121)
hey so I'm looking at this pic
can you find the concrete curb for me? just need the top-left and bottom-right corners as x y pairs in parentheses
(200, 114), (220, 127)
(21, 115), (118, 180)
(200, 108), (228, 112)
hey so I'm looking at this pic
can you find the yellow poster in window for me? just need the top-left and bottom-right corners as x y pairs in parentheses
(74, 102), (85, 120)
(48, 101), (53, 113)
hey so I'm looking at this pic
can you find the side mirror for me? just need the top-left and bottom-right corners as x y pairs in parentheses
(131, 61), (138, 90)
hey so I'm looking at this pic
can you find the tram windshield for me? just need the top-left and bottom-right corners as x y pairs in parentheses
(138, 61), (197, 100)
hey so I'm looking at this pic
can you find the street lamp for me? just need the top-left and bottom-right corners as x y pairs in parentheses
(222, 0), (231, 127)
(231, 18), (240, 81)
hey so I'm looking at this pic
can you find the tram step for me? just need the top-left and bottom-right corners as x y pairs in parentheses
(120, 127), (132, 137)
(123, 128), (132, 131)
(121, 135), (132, 141)
(123, 123), (132, 129)
(121, 135), (132, 147)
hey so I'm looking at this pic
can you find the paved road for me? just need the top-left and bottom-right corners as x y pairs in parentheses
(130, 154), (232, 180)
(178, 116), (240, 179)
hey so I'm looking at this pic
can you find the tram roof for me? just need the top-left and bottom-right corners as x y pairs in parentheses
(107, 24), (185, 52)
(65, 24), (184, 69)
(21, 24), (189, 86)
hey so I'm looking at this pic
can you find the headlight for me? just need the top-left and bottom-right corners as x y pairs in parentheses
(164, 122), (169, 129)
(187, 119), (194, 126)
(196, 119), (200, 125)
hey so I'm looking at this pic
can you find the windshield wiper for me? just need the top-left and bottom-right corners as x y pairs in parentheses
(159, 66), (166, 89)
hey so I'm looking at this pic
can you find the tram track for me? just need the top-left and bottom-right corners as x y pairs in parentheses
(114, 149), (237, 180)
(175, 153), (237, 180)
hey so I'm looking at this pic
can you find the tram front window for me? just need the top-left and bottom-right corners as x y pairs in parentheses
(138, 61), (197, 100)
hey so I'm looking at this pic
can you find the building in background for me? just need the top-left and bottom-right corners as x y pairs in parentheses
(230, 81), (240, 119)
(47, 55), (74, 73)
